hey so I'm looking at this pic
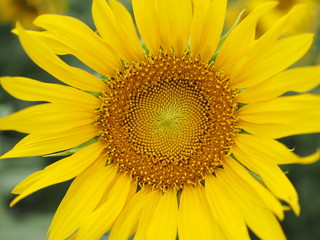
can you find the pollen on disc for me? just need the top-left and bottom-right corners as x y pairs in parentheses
(96, 52), (239, 191)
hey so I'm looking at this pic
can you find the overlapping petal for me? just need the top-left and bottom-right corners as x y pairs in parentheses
(239, 94), (320, 138)
(233, 145), (300, 214)
(215, 165), (286, 240)
(190, 0), (227, 61)
(178, 186), (215, 240)
(217, 2), (314, 89)
(72, 174), (133, 240)
(10, 142), (104, 206)
(229, 3), (308, 87)
(234, 134), (320, 165)
(0, 124), (98, 159)
(216, 2), (277, 75)
(225, 158), (284, 220)
(238, 66), (320, 103)
(205, 175), (250, 240)
(146, 189), (178, 240)
(133, 191), (161, 240)
(48, 162), (117, 240)
(240, 4), (307, 60)
(156, 0), (192, 55)
(232, 33), (314, 88)
(0, 77), (101, 109)
(0, 103), (96, 134)
(132, 0), (160, 54)
(33, 14), (121, 76)
(92, 0), (144, 62)
(133, 0), (192, 55)
(16, 22), (107, 92)
(109, 188), (155, 240)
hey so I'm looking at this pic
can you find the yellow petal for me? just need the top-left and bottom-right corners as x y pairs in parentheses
(10, 142), (104, 206)
(212, 225), (228, 240)
(205, 175), (250, 240)
(109, 188), (153, 240)
(0, 77), (100, 109)
(239, 94), (320, 138)
(239, 4), (307, 67)
(134, 191), (161, 240)
(125, 181), (140, 206)
(152, 0), (171, 51)
(48, 163), (117, 240)
(0, 124), (98, 159)
(146, 189), (178, 240)
(233, 146), (300, 215)
(178, 186), (214, 240)
(216, 168), (286, 240)
(157, 0), (192, 54)
(16, 22), (106, 92)
(132, 0), (160, 54)
(216, 2), (277, 75)
(232, 33), (314, 88)
(189, 0), (210, 57)
(34, 14), (120, 76)
(92, 0), (143, 62)
(74, 174), (132, 240)
(190, 0), (227, 62)
(235, 134), (319, 165)
(223, 158), (284, 220)
(238, 200), (286, 240)
(133, 0), (192, 54)
(0, 103), (95, 134)
(28, 30), (70, 55)
(238, 65), (320, 103)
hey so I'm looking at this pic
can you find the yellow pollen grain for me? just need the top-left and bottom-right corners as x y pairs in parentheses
(96, 51), (239, 191)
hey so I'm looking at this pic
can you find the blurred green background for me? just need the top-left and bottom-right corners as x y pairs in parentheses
(0, 0), (319, 239)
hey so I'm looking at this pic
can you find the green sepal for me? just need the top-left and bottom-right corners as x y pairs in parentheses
(238, 128), (250, 134)
(141, 40), (149, 56)
(97, 74), (110, 85)
(231, 153), (265, 185)
(43, 137), (99, 157)
(85, 91), (101, 98)
(83, 75), (108, 98)
(247, 169), (265, 186)
(210, 8), (247, 62)
(238, 102), (248, 109)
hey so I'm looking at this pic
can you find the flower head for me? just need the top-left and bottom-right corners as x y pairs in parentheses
(0, 0), (66, 28)
(227, 0), (319, 35)
(0, 0), (320, 239)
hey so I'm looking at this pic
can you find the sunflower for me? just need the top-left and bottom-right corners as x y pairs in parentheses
(0, 0), (66, 28)
(1, 0), (320, 239)
(226, 0), (319, 35)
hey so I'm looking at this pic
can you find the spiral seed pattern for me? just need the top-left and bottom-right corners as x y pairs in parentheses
(97, 52), (239, 191)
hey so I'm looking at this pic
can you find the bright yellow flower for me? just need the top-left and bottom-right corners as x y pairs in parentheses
(0, 0), (66, 28)
(227, 0), (319, 34)
(1, 0), (320, 239)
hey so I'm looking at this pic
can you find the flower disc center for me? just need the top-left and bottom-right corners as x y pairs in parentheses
(97, 52), (239, 191)
(125, 78), (210, 159)
(157, 103), (182, 133)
